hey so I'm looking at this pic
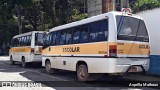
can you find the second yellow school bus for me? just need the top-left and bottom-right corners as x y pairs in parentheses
(9, 31), (46, 67)
(42, 11), (150, 81)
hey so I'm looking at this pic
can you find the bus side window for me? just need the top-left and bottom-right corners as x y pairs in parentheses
(26, 36), (28, 46)
(80, 25), (89, 43)
(14, 38), (19, 47)
(23, 36), (26, 46)
(44, 33), (52, 48)
(19, 37), (22, 46)
(21, 37), (25, 46)
(26, 36), (31, 46)
(25, 36), (29, 46)
(66, 29), (73, 44)
(59, 30), (66, 45)
(55, 31), (60, 45)
(98, 19), (108, 41)
(52, 32), (57, 45)
(73, 27), (81, 44)
(89, 22), (99, 42)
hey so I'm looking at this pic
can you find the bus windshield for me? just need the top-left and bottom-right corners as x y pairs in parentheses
(116, 16), (149, 42)
(35, 33), (46, 46)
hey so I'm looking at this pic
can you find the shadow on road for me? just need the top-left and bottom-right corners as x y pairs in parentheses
(0, 60), (159, 89)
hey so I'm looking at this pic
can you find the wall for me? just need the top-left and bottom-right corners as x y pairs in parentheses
(87, 0), (115, 17)
(137, 8), (160, 75)
(87, 0), (102, 17)
(137, 8), (160, 55)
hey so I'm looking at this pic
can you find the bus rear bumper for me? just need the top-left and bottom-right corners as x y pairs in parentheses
(107, 58), (149, 73)
(32, 55), (42, 62)
(87, 58), (149, 74)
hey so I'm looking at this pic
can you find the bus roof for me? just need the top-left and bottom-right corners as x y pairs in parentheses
(13, 31), (45, 38)
(49, 11), (142, 32)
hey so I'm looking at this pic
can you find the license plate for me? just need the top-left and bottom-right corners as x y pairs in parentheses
(128, 66), (138, 72)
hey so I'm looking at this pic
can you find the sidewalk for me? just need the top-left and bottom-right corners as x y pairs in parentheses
(0, 56), (9, 61)
(0, 56), (55, 90)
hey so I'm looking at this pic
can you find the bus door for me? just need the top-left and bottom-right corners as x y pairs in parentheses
(116, 16), (149, 58)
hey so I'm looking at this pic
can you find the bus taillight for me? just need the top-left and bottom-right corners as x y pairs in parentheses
(109, 45), (117, 57)
(148, 47), (150, 55)
(31, 48), (34, 54)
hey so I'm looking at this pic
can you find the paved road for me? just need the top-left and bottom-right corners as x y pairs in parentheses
(0, 56), (159, 90)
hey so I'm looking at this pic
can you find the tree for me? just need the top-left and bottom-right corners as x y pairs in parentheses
(71, 8), (88, 22)
(0, 0), (88, 49)
(132, 0), (160, 13)
(40, 0), (88, 28)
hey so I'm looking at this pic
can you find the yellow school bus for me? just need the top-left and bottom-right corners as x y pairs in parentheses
(9, 31), (46, 67)
(42, 11), (150, 81)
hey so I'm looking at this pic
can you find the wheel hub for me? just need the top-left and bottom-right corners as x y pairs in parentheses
(79, 68), (86, 78)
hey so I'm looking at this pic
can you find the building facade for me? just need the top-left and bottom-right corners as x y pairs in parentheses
(87, 0), (136, 17)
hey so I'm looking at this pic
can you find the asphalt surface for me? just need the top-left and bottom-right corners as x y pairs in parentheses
(0, 56), (159, 90)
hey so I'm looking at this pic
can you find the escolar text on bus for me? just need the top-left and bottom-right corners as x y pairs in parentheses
(63, 47), (80, 52)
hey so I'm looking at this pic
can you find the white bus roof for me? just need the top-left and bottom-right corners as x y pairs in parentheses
(13, 31), (45, 38)
(49, 11), (142, 32)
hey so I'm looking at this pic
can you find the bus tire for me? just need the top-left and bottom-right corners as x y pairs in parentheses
(77, 64), (89, 81)
(22, 57), (27, 68)
(10, 56), (15, 65)
(45, 60), (57, 74)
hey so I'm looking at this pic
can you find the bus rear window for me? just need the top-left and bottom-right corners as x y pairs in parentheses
(35, 33), (46, 46)
(116, 16), (149, 42)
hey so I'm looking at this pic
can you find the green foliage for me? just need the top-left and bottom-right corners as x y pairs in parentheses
(0, 0), (88, 44)
(71, 9), (88, 22)
(133, 0), (160, 13)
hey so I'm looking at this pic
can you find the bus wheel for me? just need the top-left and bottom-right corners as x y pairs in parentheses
(77, 64), (89, 81)
(22, 57), (26, 68)
(45, 60), (57, 74)
(10, 56), (15, 65)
